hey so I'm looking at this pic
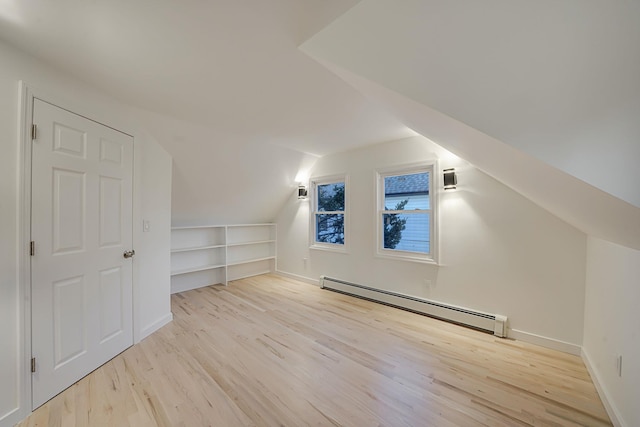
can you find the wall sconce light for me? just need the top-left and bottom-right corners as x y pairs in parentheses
(443, 168), (457, 190)
(297, 184), (308, 199)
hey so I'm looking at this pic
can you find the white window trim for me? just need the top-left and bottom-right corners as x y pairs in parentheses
(309, 174), (349, 253)
(375, 163), (439, 264)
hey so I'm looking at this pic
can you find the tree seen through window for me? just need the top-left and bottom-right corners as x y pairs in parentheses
(315, 181), (345, 245)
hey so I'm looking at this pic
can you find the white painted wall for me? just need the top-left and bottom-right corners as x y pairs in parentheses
(135, 134), (173, 340)
(0, 40), (172, 426)
(583, 237), (640, 427)
(301, 0), (640, 208)
(130, 107), (320, 226)
(277, 136), (587, 350)
(308, 61), (640, 252)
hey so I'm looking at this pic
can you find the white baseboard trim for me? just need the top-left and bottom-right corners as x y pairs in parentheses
(171, 281), (209, 295)
(582, 347), (625, 427)
(139, 312), (173, 341)
(275, 273), (582, 356)
(275, 270), (319, 286)
(507, 329), (581, 355)
(0, 406), (21, 427)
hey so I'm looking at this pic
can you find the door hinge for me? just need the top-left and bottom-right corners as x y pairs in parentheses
(30, 241), (35, 256)
(31, 357), (36, 373)
(31, 124), (37, 140)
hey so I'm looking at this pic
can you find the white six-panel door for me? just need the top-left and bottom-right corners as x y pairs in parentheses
(30, 99), (134, 409)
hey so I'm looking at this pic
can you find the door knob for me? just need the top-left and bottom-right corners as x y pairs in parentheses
(123, 250), (135, 259)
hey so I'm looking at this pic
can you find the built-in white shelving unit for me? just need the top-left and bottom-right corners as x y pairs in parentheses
(170, 224), (276, 294)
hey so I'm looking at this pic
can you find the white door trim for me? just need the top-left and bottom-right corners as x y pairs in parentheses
(16, 80), (33, 427)
(17, 81), (140, 422)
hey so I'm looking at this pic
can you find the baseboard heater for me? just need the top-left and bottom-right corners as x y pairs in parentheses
(320, 276), (507, 337)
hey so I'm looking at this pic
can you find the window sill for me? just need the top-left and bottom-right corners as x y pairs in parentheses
(310, 243), (349, 254)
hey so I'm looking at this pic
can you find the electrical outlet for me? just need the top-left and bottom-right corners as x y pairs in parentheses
(616, 355), (623, 377)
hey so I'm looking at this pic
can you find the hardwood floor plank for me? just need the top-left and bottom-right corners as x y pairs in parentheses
(17, 274), (612, 426)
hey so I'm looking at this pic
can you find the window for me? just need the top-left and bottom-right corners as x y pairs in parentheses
(311, 176), (347, 250)
(377, 165), (436, 262)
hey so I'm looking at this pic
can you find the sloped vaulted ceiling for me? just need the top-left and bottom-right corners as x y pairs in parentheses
(1, 0), (638, 233)
(0, 0), (414, 224)
(301, 0), (640, 250)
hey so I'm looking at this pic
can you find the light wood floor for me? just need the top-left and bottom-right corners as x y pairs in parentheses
(18, 274), (611, 427)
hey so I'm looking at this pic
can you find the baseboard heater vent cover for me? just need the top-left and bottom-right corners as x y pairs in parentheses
(320, 276), (507, 337)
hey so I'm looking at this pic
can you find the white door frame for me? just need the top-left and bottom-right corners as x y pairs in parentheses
(17, 81), (141, 421)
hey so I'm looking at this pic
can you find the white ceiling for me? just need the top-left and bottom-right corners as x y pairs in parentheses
(2, 0), (638, 238)
(0, 0), (414, 157)
(301, 0), (640, 207)
(300, 0), (640, 249)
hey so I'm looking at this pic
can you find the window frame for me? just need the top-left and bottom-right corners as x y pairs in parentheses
(375, 163), (438, 264)
(309, 174), (349, 253)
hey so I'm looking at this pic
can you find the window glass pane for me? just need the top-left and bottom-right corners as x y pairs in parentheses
(316, 214), (344, 244)
(382, 212), (430, 254)
(384, 172), (429, 210)
(317, 182), (345, 212)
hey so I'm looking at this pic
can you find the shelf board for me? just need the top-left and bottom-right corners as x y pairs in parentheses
(173, 224), (274, 230)
(226, 223), (275, 228)
(171, 225), (225, 230)
(227, 256), (276, 267)
(171, 264), (226, 276)
(226, 239), (276, 247)
(170, 223), (276, 292)
(171, 244), (225, 253)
